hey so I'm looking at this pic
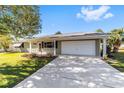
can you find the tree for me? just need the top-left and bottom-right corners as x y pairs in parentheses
(0, 35), (12, 52)
(55, 31), (62, 35)
(108, 28), (124, 52)
(96, 29), (104, 33)
(0, 6), (41, 40)
(95, 28), (124, 55)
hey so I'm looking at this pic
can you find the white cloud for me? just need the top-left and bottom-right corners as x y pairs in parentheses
(103, 12), (114, 19)
(76, 6), (114, 21)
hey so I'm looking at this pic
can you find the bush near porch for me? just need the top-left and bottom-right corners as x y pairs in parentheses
(0, 52), (55, 88)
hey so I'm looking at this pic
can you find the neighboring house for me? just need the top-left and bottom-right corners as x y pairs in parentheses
(119, 36), (124, 50)
(9, 42), (26, 52)
(13, 32), (108, 57)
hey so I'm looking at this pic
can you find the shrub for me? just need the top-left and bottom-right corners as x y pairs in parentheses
(46, 53), (53, 57)
(21, 53), (37, 58)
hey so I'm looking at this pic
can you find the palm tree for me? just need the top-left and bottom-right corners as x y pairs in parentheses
(96, 28), (124, 55)
(108, 28), (124, 52)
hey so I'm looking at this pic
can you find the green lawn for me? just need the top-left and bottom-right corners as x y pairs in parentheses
(107, 51), (124, 72)
(0, 52), (54, 88)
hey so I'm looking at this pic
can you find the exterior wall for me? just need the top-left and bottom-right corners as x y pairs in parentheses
(95, 39), (101, 56)
(56, 41), (61, 55)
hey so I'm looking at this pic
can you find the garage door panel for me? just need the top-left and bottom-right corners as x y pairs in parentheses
(61, 40), (96, 56)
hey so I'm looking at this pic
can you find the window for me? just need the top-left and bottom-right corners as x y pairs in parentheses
(42, 41), (58, 48)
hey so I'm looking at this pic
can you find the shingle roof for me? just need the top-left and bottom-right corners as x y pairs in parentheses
(21, 32), (109, 42)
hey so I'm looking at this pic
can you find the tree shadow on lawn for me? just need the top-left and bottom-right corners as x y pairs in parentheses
(0, 57), (54, 88)
(107, 52), (124, 72)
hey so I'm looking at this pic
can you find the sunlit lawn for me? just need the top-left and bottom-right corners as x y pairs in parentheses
(0, 52), (54, 88)
(107, 51), (124, 72)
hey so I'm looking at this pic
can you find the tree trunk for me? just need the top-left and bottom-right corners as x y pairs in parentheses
(113, 47), (118, 53)
(2, 44), (8, 52)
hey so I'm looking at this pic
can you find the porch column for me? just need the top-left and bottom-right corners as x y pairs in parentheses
(29, 41), (32, 53)
(103, 38), (107, 57)
(53, 40), (56, 56)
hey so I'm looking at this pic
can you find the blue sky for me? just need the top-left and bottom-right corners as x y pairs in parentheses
(37, 5), (124, 36)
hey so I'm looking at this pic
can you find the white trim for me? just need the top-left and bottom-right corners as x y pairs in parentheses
(29, 42), (32, 53)
(53, 40), (56, 56)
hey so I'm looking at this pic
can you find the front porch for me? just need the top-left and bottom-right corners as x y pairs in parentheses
(27, 39), (61, 56)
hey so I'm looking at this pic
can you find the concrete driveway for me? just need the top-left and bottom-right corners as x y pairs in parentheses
(15, 55), (124, 88)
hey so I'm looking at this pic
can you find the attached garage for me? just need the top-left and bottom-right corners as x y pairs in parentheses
(61, 40), (96, 56)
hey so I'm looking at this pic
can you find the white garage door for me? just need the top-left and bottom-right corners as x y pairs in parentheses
(61, 40), (96, 56)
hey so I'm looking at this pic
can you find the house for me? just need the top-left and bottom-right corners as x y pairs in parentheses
(9, 42), (26, 52)
(14, 32), (108, 57)
(119, 37), (124, 51)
